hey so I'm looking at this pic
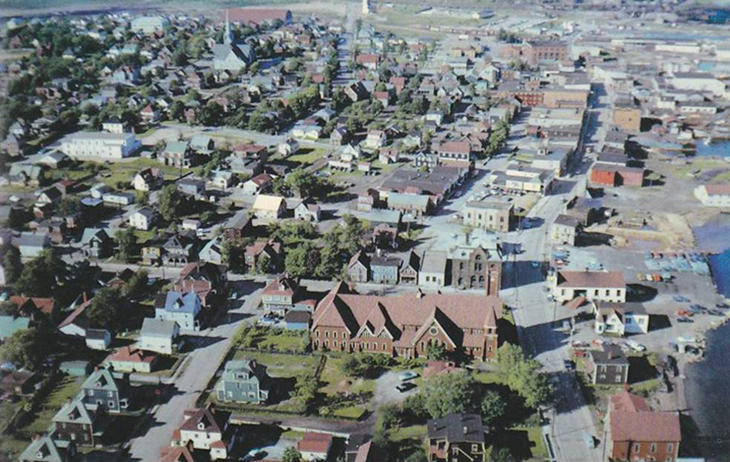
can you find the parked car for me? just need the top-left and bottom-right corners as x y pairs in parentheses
(676, 317), (694, 323)
(398, 371), (418, 382)
(396, 382), (417, 393)
(626, 340), (646, 352)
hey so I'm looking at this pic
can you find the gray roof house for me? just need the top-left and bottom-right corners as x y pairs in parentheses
(80, 368), (129, 413)
(19, 435), (63, 462)
(370, 255), (401, 285)
(215, 358), (271, 404)
(138, 318), (179, 354)
(419, 250), (447, 288)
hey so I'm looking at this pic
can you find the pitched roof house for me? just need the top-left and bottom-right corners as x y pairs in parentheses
(607, 390), (681, 462)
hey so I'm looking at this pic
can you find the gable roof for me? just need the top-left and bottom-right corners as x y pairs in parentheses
(253, 194), (285, 211)
(557, 270), (625, 289)
(19, 435), (62, 462)
(427, 413), (485, 444)
(82, 368), (119, 392)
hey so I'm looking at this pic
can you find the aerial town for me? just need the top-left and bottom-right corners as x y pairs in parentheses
(0, 0), (729, 461)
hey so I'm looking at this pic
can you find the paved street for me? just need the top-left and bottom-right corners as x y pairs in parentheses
(125, 282), (262, 461)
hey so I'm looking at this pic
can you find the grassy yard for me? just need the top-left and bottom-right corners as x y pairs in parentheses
(389, 424), (427, 442)
(319, 356), (376, 396)
(512, 424), (549, 460)
(231, 351), (319, 378)
(235, 326), (309, 354)
(22, 376), (82, 436)
(287, 147), (328, 165)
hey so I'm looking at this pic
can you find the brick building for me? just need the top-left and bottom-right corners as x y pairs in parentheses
(607, 390), (681, 462)
(590, 163), (645, 187)
(310, 283), (502, 360)
(523, 40), (568, 66)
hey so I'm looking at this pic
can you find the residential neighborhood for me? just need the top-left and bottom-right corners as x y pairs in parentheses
(1, 1), (730, 462)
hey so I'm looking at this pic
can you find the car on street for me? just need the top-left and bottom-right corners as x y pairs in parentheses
(677, 317), (694, 323)
(626, 340), (646, 352)
(396, 382), (417, 393)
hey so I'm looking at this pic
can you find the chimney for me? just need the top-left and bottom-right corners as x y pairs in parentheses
(33, 433), (42, 441)
(82, 291), (88, 303)
(463, 426), (469, 435)
(66, 397), (72, 405)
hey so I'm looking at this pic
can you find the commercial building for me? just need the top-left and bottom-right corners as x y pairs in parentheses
(60, 132), (140, 160)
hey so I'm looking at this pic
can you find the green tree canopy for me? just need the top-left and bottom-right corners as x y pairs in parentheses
(0, 326), (53, 369)
(15, 250), (67, 297)
(86, 288), (124, 332)
(421, 371), (480, 419)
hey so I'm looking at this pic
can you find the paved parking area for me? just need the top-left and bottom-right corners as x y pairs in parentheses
(374, 370), (419, 407)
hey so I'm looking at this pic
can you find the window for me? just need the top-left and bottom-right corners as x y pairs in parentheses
(633, 443), (640, 453)
(108, 400), (115, 408)
(650, 443), (656, 453)
(667, 443), (673, 452)
(472, 444), (479, 452)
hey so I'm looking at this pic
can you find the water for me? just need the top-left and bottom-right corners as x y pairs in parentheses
(685, 219), (730, 460)
(709, 249), (730, 298)
(695, 140), (730, 159)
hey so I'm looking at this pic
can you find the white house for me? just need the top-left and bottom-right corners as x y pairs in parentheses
(85, 329), (111, 350)
(174, 405), (229, 460)
(60, 131), (140, 160)
(155, 291), (202, 331)
(129, 207), (156, 231)
(138, 318), (179, 354)
(131, 15), (169, 34)
(694, 184), (730, 207)
(594, 302), (650, 336)
(552, 270), (626, 303)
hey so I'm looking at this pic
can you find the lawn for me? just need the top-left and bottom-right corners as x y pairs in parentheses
(22, 376), (82, 436)
(629, 377), (661, 396)
(319, 356), (376, 396)
(511, 424), (549, 460)
(287, 147), (328, 165)
(389, 424), (427, 442)
(332, 405), (367, 419)
(232, 351), (319, 378)
(235, 326), (309, 354)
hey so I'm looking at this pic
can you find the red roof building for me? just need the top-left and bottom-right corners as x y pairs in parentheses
(607, 390), (681, 461)
(311, 283), (502, 360)
(297, 432), (333, 459)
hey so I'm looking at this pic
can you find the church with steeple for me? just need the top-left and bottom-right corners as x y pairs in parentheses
(212, 11), (254, 72)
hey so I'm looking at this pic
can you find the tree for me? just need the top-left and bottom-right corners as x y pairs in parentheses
(123, 270), (148, 299)
(0, 327), (52, 369)
(15, 250), (66, 297)
(115, 228), (137, 262)
(86, 288), (123, 332)
(281, 447), (302, 462)
(284, 243), (321, 278)
(480, 390), (507, 426)
(496, 344), (553, 409)
(421, 371), (479, 419)
(256, 254), (273, 275)
(426, 343), (448, 360)
(158, 184), (181, 221)
(2, 244), (22, 284)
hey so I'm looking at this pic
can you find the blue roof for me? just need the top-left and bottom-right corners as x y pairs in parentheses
(0, 315), (30, 340)
(163, 291), (200, 314)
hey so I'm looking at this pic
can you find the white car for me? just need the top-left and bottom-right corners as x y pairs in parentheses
(626, 340), (646, 352)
